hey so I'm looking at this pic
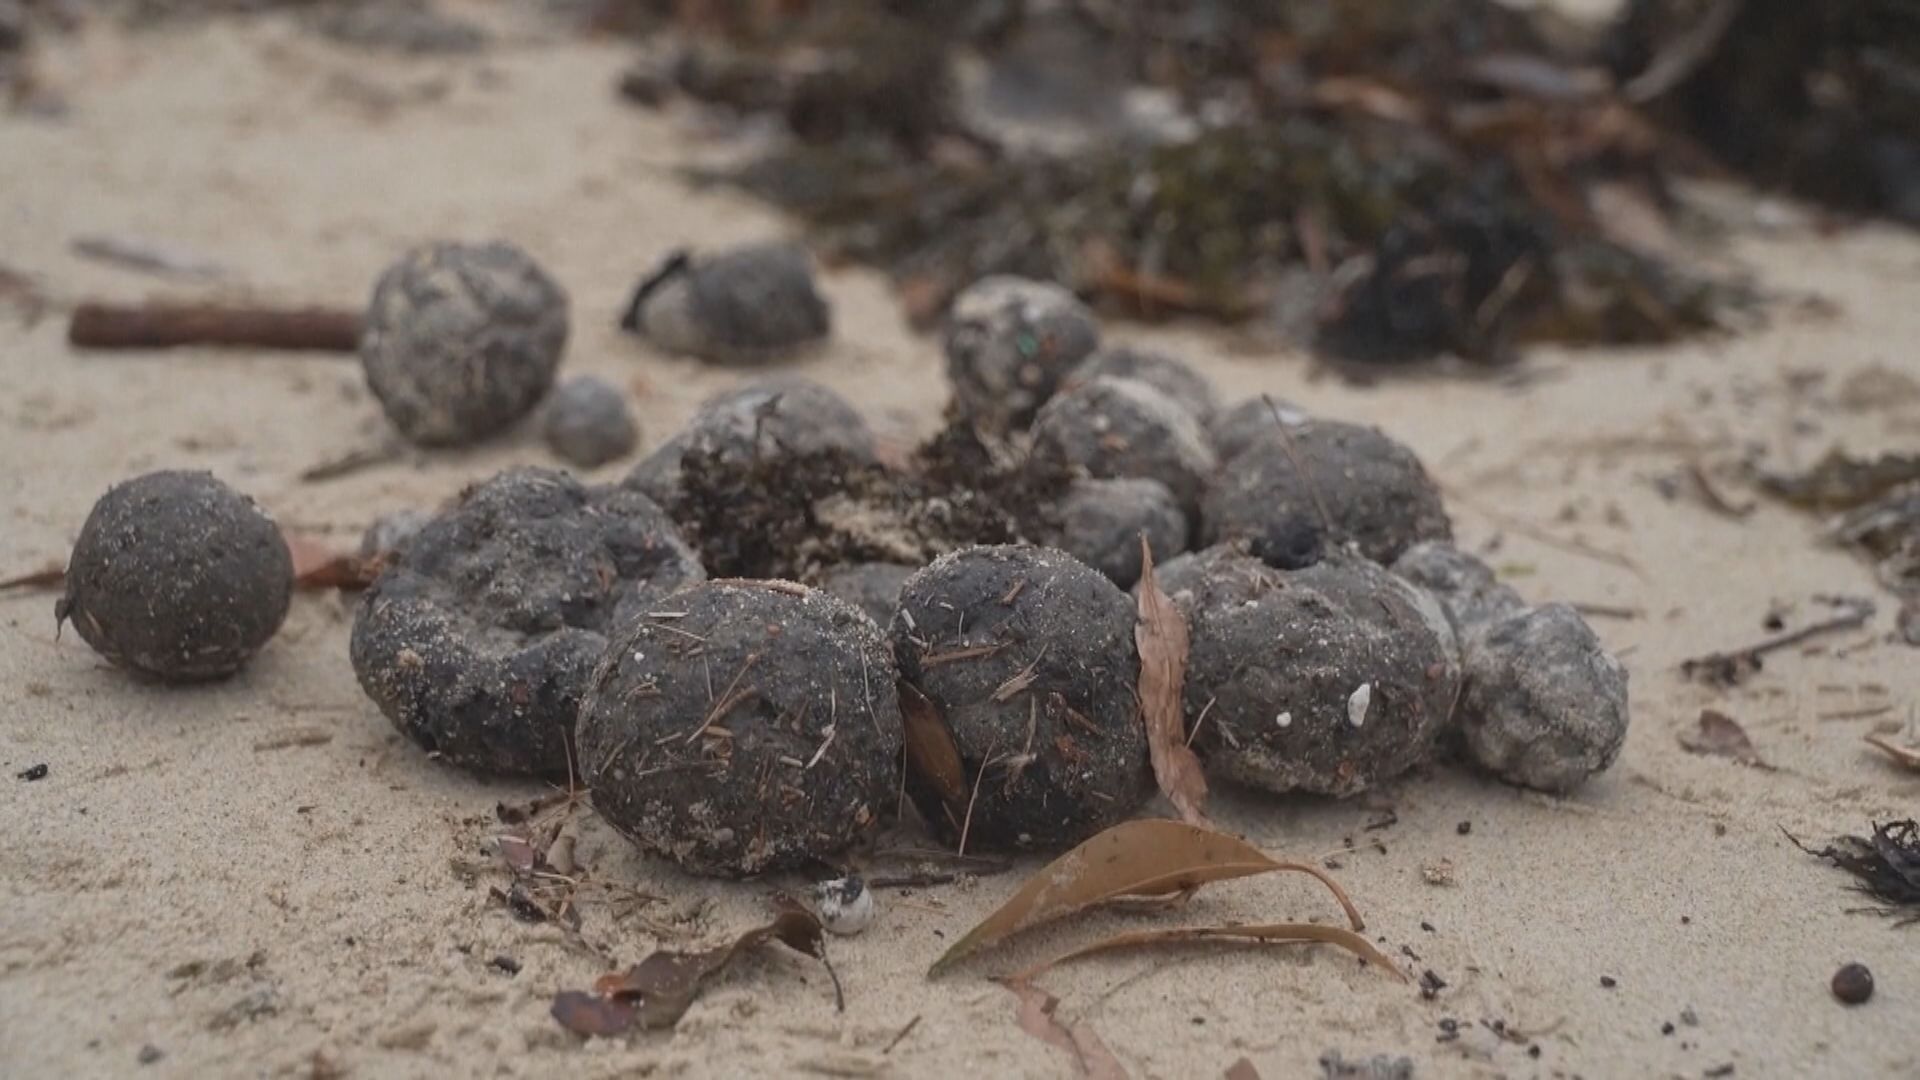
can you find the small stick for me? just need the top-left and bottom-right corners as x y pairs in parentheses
(1571, 601), (1643, 620)
(883, 1015), (922, 1055)
(1264, 395), (1337, 537)
(69, 301), (362, 352)
(1680, 596), (1877, 682)
(0, 562), (65, 592)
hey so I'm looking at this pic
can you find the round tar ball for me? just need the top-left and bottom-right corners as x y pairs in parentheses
(1457, 603), (1628, 794)
(361, 241), (569, 446)
(1044, 477), (1188, 589)
(59, 470), (292, 682)
(1156, 546), (1460, 797)
(1390, 541), (1524, 634)
(351, 468), (703, 777)
(624, 243), (831, 365)
(579, 581), (904, 877)
(1030, 377), (1217, 511)
(944, 276), (1100, 432)
(543, 375), (639, 468)
(818, 561), (917, 628)
(1065, 345), (1219, 423)
(1202, 420), (1451, 568)
(893, 545), (1148, 851)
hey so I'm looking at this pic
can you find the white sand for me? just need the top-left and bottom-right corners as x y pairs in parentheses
(2, 9), (1918, 1078)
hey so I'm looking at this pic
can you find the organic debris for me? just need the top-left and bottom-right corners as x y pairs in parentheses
(1829, 484), (1920, 602)
(1677, 708), (1767, 768)
(1606, 0), (1920, 224)
(659, 1), (1750, 361)
(1760, 450), (1920, 511)
(285, 535), (388, 591)
(1135, 541), (1208, 827)
(0, 560), (63, 592)
(551, 900), (838, 1036)
(1863, 734), (1920, 772)
(1679, 596), (1877, 686)
(1010, 922), (1399, 984)
(1001, 978), (1129, 1080)
(1787, 819), (1920, 925)
(67, 301), (362, 351)
(931, 819), (1363, 975)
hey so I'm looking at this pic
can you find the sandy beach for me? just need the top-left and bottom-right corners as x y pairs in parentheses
(2, 7), (1918, 1078)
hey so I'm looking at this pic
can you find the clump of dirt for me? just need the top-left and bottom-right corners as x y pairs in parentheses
(671, 419), (1072, 584)
(578, 580), (903, 878)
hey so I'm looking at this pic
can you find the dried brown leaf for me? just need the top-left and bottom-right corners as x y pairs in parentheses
(1678, 708), (1768, 767)
(590, 902), (828, 1030)
(0, 561), (64, 592)
(1136, 541), (1208, 828)
(285, 533), (385, 591)
(900, 680), (967, 810)
(1864, 734), (1920, 772)
(1013, 922), (1403, 985)
(496, 835), (539, 875)
(550, 990), (636, 1037)
(1225, 1058), (1262, 1080)
(930, 819), (1361, 975)
(1000, 979), (1129, 1080)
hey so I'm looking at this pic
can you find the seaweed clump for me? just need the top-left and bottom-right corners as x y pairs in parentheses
(642, 0), (1750, 364)
(672, 420), (1071, 583)
(1790, 819), (1920, 925)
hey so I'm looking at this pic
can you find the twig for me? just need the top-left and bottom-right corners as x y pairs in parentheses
(0, 562), (65, 592)
(1686, 460), (1756, 519)
(1625, 0), (1744, 104)
(68, 301), (362, 351)
(1571, 602), (1642, 620)
(299, 443), (404, 484)
(883, 1014), (922, 1055)
(1264, 395), (1337, 537)
(956, 737), (1000, 859)
(1680, 596), (1877, 684)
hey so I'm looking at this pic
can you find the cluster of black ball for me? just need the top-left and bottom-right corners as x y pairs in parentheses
(57, 257), (1627, 882)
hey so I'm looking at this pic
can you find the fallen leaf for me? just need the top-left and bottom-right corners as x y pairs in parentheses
(899, 680), (967, 815)
(1864, 734), (1920, 772)
(1136, 541), (1209, 828)
(1678, 709), (1768, 767)
(931, 819), (1361, 975)
(0, 561), (64, 592)
(1011, 922), (1404, 984)
(1000, 978), (1129, 1080)
(587, 900), (833, 1030)
(550, 991), (636, 1037)
(496, 835), (539, 875)
(285, 533), (386, 591)
(1224, 1058), (1262, 1080)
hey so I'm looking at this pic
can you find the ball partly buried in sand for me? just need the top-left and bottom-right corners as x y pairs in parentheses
(893, 545), (1148, 852)
(1157, 546), (1461, 797)
(351, 467), (703, 777)
(360, 240), (569, 446)
(59, 470), (292, 682)
(579, 581), (903, 877)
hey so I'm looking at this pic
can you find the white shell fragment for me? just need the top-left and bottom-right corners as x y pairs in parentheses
(813, 875), (875, 936)
(1275, 711), (1293, 729)
(1348, 683), (1372, 728)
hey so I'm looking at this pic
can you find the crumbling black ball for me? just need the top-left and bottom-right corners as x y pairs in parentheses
(944, 276), (1100, 432)
(543, 374), (639, 468)
(625, 376), (876, 507)
(1031, 377), (1217, 511)
(893, 545), (1148, 851)
(1044, 477), (1188, 589)
(360, 241), (569, 446)
(58, 470), (292, 682)
(1065, 345), (1219, 423)
(1202, 420), (1452, 568)
(819, 561), (916, 628)
(351, 467), (703, 777)
(621, 242), (831, 365)
(579, 580), (904, 877)
(1156, 545), (1461, 797)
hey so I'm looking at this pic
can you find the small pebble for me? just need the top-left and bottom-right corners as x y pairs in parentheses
(1831, 962), (1874, 1005)
(813, 875), (876, 936)
(136, 1045), (164, 1066)
(17, 763), (48, 782)
(542, 375), (638, 467)
(1600, 975), (1617, 988)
